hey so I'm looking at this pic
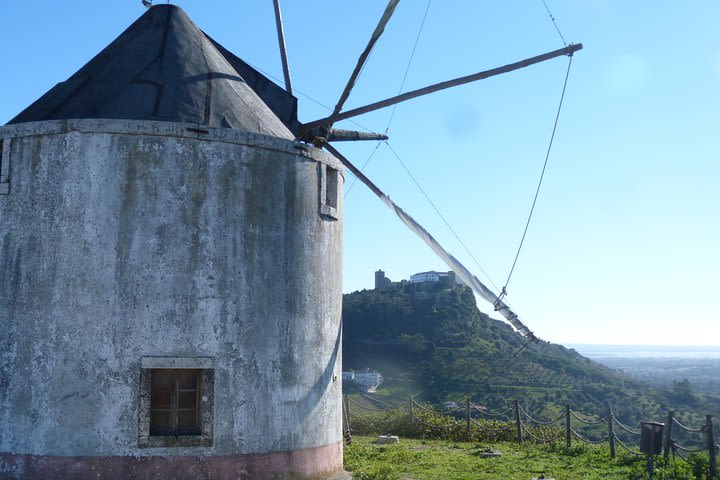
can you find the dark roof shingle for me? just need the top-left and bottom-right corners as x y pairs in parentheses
(8, 5), (298, 139)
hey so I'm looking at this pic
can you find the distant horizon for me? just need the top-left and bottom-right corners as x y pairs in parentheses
(344, 281), (720, 349)
(568, 343), (720, 348)
(568, 343), (720, 359)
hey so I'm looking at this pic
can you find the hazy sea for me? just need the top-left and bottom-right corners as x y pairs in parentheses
(568, 344), (720, 360)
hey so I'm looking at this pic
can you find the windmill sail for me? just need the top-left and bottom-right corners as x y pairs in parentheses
(331, 0), (401, 118)
(378, 194), (538, 342)
(310, 7), (581, 343)
(325, 143), (538, 342)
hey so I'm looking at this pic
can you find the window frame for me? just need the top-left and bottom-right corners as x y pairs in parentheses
(0, 138), (10, 195)
(138, 357), (214, 448)
(149, 368), (202, 437)
(319, 163), (340, 220)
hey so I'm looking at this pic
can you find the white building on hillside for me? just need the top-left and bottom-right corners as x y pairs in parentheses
(410, 270), (464, 286)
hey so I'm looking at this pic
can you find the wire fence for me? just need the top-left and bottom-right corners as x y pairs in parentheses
(342, 395), (719, 477)
(570, 410), (605, 426)
(569, 426), (605, 445)
(673, 417), (704, 434)
(614, 418), (640, 436)
(614, 433), (643, 456)
(470, 417), (515, 432)
(475, 405), (513, 417)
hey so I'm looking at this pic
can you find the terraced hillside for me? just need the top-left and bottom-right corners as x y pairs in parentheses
(342, 283), (720, 426)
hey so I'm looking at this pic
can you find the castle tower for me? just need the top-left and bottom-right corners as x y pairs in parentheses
(374, 269), (387, 289)
(0, 5), (343, 479)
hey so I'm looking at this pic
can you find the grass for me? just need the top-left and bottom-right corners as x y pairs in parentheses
(343, 406), (715, 479)
(343, 436), (708, 480)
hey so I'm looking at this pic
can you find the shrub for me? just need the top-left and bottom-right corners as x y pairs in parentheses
(348, 404), (563, 444)
(622, 454), (703, 480)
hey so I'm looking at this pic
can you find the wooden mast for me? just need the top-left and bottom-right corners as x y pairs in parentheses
(302, 43), (582, 138)
(272, 0), (293, 95)
(331, 0), (401, 117)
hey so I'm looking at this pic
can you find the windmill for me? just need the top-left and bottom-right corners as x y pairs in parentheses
(272, 0), (582, 343)
(0, 3), (583, 477)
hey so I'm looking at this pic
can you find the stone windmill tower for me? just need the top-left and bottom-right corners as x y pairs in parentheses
(0, 5), (344, 479)
(0, 3), (580, 479)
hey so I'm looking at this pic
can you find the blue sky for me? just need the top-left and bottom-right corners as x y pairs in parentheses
(2, 1), (718, 345)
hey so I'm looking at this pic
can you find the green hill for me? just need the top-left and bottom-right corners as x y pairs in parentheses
(342, 283), (719, 426)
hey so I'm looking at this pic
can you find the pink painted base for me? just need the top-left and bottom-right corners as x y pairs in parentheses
(0, 442), (344, 479)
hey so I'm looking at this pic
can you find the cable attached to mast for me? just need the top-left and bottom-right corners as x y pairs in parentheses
(541, 0), (567, 46)
(503, 53), (574, 293)
(384, 140), (499, 291)
(345, 0), (432, 198)
(384, 0), (432, 135)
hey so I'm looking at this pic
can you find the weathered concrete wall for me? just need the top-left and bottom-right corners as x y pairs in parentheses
(0, 120), (344, 478)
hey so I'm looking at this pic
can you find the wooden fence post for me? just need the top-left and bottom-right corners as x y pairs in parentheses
(409, 395), (414, 425)
(341, 394), (346, 441)
(466, 398), (471, 436)
(342, 395), (353, 444)
(707, 415), (717, 479)
(345, 395), (351, 427)
(607, 406), (616, 459)
(514, 400), (523, 444)
(663, 410), (674, 459)
(565, 404), (572, 448)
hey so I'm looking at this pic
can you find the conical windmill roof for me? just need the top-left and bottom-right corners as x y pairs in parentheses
(7, 4), (297, 139)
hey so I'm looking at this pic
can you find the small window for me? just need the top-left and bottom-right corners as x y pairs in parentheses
(138, 357), (214, 448)
(325, 167), (339, 209)
(319, 163), (339, 219)
(150, 369), (201, 436)
(0, 139), (8, 195)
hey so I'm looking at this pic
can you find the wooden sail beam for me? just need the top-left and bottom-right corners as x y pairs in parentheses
(323, 141), (538, 342)
(302, 43), (582, 135)
(331, 0), (400, 117)
(326, 128), (389, 142)
(272, 0), (293, 95)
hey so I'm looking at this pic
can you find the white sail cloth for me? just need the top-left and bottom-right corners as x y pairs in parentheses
(323, 142), (538, 342)
(378, 194), (539, 343)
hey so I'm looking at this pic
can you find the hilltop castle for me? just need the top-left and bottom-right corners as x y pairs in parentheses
(374, 269), (464, 290)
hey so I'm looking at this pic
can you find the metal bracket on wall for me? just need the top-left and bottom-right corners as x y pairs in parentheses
(0, 139), (9, 195)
